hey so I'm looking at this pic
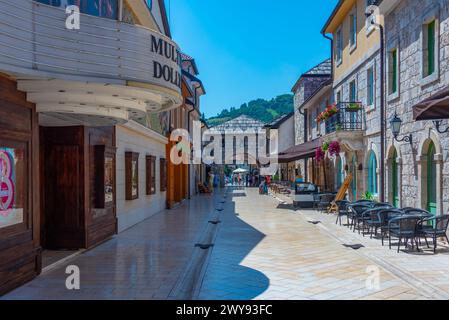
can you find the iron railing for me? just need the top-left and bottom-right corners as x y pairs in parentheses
(325, 102), (365, 134)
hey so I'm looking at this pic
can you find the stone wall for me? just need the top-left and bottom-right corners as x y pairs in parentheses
(293, 76), (331, 179)
(334, 50), (382, 199)
(385, 0), (449, 214)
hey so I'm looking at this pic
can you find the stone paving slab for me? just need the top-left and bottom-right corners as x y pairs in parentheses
(197, 188), (439, 300)
(1, 193), (224, 300)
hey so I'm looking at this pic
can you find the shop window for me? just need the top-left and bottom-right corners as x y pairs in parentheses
(36, 0), (118, 20)
(160, 158), (167, 192)
(94, 146), (115, 208)
(146, 155), (156, 195)
(0, 145), (26, 230)
(125, 152), (139, 200)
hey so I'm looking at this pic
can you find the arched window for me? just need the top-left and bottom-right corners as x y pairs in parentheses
(367, 151), (378, 195)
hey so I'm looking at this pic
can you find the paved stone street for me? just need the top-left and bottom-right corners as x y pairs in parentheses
(3, 187), (449, 300)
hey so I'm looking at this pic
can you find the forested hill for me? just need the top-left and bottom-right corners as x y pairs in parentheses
(206, 94), (294, 127)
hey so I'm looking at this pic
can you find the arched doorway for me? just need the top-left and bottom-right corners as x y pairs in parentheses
(391, 148), (399, 207)
(427, 141), (437, 214)
(367, 151), (378, 196)
(351, 154), (357, 200)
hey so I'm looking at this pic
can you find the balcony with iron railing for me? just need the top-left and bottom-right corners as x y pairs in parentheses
(325, 102), (365, 135)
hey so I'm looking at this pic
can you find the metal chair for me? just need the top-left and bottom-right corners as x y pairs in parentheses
(364, 206), (393, 238)
(335, 200), (350, 226)
(402, 208), (432, 217)
(417, 215), (449, 253)
(347, 204), (371, 232)
(388, 216), (422, 253)
(316, 194), (335, 213)
(379, 209), (405, 246)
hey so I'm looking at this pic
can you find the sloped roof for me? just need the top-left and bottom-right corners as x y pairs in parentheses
(208, 115), (266, 133)
(264, 112), (294, 129)
(181, 52), (199, 75)
(303, 59), (332, 76)
(291, 59), (331, 93)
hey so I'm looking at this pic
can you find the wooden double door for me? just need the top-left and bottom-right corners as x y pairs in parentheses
(40, 126), (117, 250)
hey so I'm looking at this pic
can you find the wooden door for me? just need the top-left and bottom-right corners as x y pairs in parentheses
(44, 145), (84, 249)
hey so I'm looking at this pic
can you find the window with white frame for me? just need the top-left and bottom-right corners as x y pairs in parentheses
(422, 19), (438, 79)
(349, 10), (357, 50)
(367, 66), (375, 107)
(336, 27), (343, 65)
(349, 80), (357, 102)
(388, 47), (399, 97)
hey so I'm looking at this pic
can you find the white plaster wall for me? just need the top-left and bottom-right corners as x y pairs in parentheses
(278, 116), (295, 153)
(116, 123), (167, 233)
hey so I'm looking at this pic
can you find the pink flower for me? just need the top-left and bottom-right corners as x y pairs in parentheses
(328, 141), (341, 157)
(315, 147), (325, 162)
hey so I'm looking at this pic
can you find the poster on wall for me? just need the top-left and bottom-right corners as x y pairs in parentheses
(0, 148), (24, 229)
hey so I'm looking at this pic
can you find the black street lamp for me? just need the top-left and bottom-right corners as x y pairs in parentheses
(433, 120), (449, 134)
(390, 113), (412, 143)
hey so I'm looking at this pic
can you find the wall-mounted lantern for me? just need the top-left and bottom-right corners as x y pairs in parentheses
(390, 113), (412, 144)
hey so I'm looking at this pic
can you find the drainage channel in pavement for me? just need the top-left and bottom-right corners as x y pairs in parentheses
(169, 189), (230, 300)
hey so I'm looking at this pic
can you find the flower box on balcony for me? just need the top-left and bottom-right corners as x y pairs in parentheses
(346, 103), (362, 112)
(316, 104), (338, 123)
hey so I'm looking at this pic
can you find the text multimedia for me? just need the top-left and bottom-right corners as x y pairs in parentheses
(151, 35), (182, 88)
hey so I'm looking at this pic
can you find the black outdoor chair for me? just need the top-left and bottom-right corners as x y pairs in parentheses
(335, 200), (350, 226)
(379, 209), (406, 246)
(353, 200), (374, 206)
(347, 204), (371, 232)
(416, 214), (449, 253)
(373, 202), (394, 209)
(402, 208), (432, 217)
(363, 206), (393, 238)
(316, 193), (335, 213)
(388, 216), (422, 253)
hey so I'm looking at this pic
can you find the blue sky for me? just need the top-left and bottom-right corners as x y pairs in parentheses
(169, 0), (338, 118)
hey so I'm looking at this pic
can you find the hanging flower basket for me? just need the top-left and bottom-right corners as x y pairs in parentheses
(328, 141), (341, 157)
(316, 103), (338, 123)
(315, 147), (325, 162)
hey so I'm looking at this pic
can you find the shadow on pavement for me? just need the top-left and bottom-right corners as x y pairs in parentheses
(198, 187), (270, 300)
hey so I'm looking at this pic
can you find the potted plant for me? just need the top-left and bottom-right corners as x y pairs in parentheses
(335, 123), (342, 131)
(346, 102), (362, 112)
(322, 141), (330, 152)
